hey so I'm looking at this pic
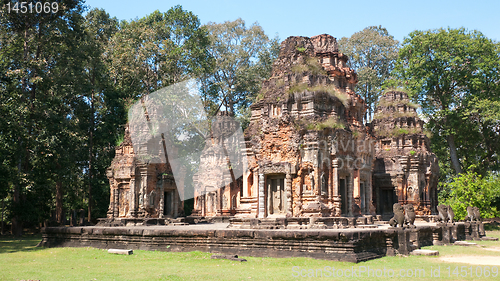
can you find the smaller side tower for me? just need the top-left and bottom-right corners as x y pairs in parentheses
(371, 91), (439, 216)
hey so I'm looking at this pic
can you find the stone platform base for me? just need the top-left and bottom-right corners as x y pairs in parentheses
(41, 224), (437, 263)
(39, 221), (491, 263)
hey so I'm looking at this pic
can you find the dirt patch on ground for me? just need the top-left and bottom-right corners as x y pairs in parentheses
(439, 255), (500, 266)
(482, 247), (500, 252)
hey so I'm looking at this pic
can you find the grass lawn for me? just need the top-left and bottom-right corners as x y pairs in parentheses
(0, 230), (499, 280)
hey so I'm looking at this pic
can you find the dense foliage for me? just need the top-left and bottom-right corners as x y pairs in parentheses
(338, 26), (399, 123)
(0, 2), (278, 234)
(439, 168), (500, 219)
(394, 28), (500, 177)
(202, 19), (279, 128)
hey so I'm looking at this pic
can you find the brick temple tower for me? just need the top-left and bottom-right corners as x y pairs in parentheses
(370, 91), (439, 216)
(228, 34), (374, 218)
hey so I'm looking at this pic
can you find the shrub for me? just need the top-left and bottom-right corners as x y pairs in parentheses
(115, 134), (124, 146)
(288, 83), (348, 106)
(305, 116), (345, 131)
(291, 57), (326, 76)
(439, 168), (500, 220)
(275, 78), (285, 88)
(373, 110), (417, 120)
(288, 82), (309, 94)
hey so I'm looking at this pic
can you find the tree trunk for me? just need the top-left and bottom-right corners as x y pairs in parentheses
(11, 28), (30, 238)
(12, 181), (22, 236)
(447, 134), (463, 174)
(55, 180), (64, 225)
(1, 198), (4, 235)
(88, 79), (95, 223)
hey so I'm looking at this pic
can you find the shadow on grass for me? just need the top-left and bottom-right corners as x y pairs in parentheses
(485, 221), (500, 231)
(0, 234), (44, 254)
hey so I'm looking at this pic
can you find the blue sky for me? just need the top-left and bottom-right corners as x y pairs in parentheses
(84, 0), (500, 43)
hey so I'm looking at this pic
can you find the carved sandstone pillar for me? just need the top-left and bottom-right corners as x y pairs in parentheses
(367, 173), (373, 215)
(331, 159), (340, 216)
(159, 181), (164, 218)
(286, 172), (292, 216)
(113, 186), (119, 218)
(347, 174), (353, 217)
(396, 173), (404, 204)
(258, 173), (265, 218)
(423, 173), (429, 203)
(253, 171), (258, 199)
(332, 159), (339, 196)
(129, 177), (137, 217)
(353, 169), (360, 200)
(138, 166), (148, 215)
(243, 170), (249, 198)
(107, 184), (114, 219)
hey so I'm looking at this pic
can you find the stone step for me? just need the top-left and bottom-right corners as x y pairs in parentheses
(453, 241), (477, 246)
(481, 237), (499, 241)
(108, 249), (133, 255)
(411, 249), (439, 256)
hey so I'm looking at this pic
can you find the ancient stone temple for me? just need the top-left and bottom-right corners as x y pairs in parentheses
(106, 125), (183, 220)
(191, 111), (245, 217)
(192, 34), (375, 218)
(106, 34), (440, 221)
(370, 91), (439, 216)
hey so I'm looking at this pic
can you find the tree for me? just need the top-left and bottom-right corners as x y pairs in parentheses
(202, 18), (279, 123)
(394, 28), (500, 176)
(338, 26), (399, 123)
(0, 0), (88, 233)
(107, 6), (213, 102)
(80, 8), (119, 222)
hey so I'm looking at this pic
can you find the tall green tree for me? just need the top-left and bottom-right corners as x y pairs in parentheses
(0, 0), (88, 234)
(338, 26), (399, 123)
(107, 6), (213, 102)
(394, 28), (500, 176)
(202, 18), (279, 124)
(80, 8), (120, 222)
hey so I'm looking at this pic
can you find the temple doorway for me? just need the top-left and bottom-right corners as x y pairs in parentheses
(206, 191), (216, 214)
(164, 190), (174, 217)
(379, 188), (396, 215)
(267, 175), (285, 215)
(339, 178), (347, 215)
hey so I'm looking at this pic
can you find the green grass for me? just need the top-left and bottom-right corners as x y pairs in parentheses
(1, 231), (500, 280)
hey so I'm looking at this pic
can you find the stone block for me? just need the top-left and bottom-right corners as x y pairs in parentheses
(452, 223), (465, 241)
(453, 241), (477, 246)
(411, 249), (439, 256)
(478, 222), (486, 236)
(409, 228), (420, 249)
(108, 249), (133, 255)
(441, 225), (453, 244)
(481, 237), (499, 241)
(395, 229), (411, 255)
